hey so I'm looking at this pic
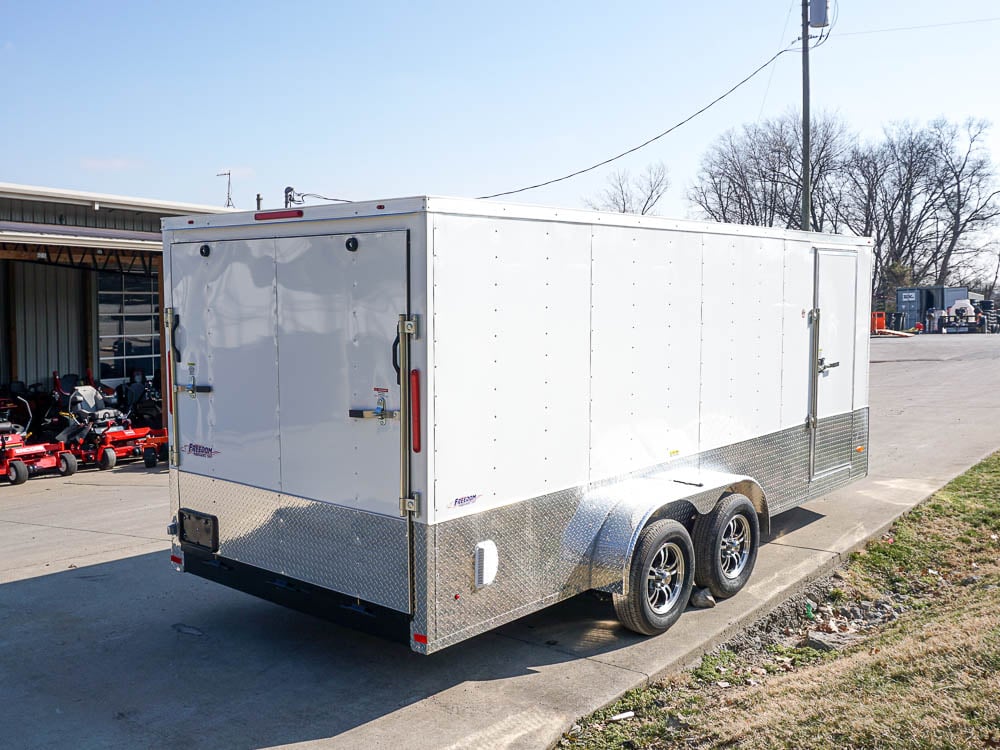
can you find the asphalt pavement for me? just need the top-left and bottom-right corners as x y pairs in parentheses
(1, 334), (998, 750)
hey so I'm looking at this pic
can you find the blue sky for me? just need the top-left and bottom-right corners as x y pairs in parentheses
(1, 1), (998, 216)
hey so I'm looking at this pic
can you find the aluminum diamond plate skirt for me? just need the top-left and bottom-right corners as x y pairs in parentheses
(174, 473), (410, 613)
(172, 409), (867, 652)
(420, 408), (869, 651)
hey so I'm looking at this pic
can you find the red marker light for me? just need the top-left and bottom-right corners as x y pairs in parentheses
(410, 369), (421, 453)
(413, 633), (428, 645)
(376, 204), (385, 210)
(170, 555), (182, 565)
(254, 209), (304, 221)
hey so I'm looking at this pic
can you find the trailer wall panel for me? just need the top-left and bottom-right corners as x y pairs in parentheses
(430, 215), (591, 521)
(589, 226), (702, 481)
(779, 242), (814, 428)
(699, 234), (785, 452)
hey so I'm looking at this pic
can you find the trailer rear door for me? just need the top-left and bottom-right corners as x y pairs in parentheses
(168, 238), (281, 488)
(168, 231), (411, 516)
(274, 231), (409, 518)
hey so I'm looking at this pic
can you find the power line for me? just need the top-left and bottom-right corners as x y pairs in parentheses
(477, 43), (796, 200)
(837, 16), (1000, 37)
(758, 1), (797, 120)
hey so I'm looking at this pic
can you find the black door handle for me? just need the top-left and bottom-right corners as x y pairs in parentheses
(392, 332), (401, 385)
(172, 313), (182, 363)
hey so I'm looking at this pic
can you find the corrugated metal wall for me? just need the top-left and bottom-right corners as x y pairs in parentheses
(11, 262), (87, 387)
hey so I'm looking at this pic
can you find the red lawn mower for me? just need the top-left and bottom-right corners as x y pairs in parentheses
(39, 382), (151, 470)
(1, 396), (77, 485)
(118, 372), (169, 468)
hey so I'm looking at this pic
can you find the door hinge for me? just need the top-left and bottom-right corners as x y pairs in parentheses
(808, 308), (820, 325)
(400, 493), (419, 515)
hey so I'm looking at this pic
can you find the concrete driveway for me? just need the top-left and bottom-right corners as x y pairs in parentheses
(2, 334), (998, 750)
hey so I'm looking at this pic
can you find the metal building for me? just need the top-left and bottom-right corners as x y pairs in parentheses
(0, 183), (223, 393)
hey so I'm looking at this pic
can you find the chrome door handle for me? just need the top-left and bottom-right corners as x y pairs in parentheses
(348, 396), (398, 425)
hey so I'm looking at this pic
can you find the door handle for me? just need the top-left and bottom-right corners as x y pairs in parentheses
(391, 333), (401, 385)
(349, 395), (398, 425)
(818, 357), (840, 374)
(172, 313), (182, 363)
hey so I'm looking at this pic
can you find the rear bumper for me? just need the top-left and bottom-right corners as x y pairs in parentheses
(179, 546), (410, 643)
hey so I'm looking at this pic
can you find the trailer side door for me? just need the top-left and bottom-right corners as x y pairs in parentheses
(809, 248), (859, 478)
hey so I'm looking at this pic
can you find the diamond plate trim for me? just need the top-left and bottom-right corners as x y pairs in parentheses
(851, 407), (869, 478)
(814, 411), (854, 475)
(174, 409), (869, 651)
(425, 408), (869, 649)
(175, 473), (410, 612)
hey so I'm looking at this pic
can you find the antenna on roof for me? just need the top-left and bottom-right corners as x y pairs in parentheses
(217, 170), (235, 208)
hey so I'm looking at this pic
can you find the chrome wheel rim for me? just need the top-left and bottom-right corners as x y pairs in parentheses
(720, 515), (751, 579)
(646, 542), (685, 614)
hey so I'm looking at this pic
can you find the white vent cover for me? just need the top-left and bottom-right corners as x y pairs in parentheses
(474, 540), (499, 588)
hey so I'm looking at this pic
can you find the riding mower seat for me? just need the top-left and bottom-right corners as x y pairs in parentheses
(68, 386), (120, 422)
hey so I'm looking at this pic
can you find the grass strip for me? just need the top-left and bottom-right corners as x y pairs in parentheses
(563, 452), (1000, 750)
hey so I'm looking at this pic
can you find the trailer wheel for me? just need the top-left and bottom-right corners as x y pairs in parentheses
(98, 447), (117, 470)
(613, 519), (694, 636)
(693, 493), (760, 599)
(143, 447), (158, 468)
(6, 460), (29, 485)
(58, 452), (78, 477)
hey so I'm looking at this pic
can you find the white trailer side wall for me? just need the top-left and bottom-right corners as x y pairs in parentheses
(430, 215), (592, 521)
(698, 234), (786, 452)
(589, 226), (702, 480)
(429, 213), (868, 524)
(780, 241), (815, 427)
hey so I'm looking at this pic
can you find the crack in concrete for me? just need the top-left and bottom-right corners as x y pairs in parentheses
(0, 518), (165, 542)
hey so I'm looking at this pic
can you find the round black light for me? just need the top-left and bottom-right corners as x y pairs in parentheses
(199, 244), (211, 258)
(345, 237), (359, 252)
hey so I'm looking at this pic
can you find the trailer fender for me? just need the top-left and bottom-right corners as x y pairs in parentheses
(588, 470), (768, 596)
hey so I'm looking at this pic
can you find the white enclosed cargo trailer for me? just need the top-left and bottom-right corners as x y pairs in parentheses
(162, 197), (872, 653)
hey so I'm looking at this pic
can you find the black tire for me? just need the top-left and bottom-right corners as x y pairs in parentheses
(98, 447), (117, 470)
(143, 447), (158, 468)
(6, 459), (29, 485)
(693, 493), (760, 600)
(613, 519), (695, 636)
(58, 452), (78, 477)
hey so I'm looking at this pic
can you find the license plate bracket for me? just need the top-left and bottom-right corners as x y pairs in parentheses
(179, 508), (219, 552)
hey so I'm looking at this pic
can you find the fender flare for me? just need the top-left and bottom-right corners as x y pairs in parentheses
(588, 470), (769, 596)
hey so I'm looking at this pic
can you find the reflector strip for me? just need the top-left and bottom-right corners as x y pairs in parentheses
(254, 209), (303, 221)
(410, 369), (421, 453)
(170, 555), (182, 565)
(413, 633), (428, 644)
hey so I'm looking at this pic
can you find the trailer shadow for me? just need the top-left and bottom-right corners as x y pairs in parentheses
(0, 550), (631, 749)
(766, 506), (826, 542)
(0, 506), (832, 749)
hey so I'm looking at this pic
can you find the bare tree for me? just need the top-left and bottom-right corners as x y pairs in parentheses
(687, 112), (851, 231)
(586, 162), (669, 215)
(690, 113), (1000, 304)
(926, 119), (1000, 284)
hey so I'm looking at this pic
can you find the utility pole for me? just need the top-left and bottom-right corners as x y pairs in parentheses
(801, 0), (830, 233)
(801, 0), (811, 233)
